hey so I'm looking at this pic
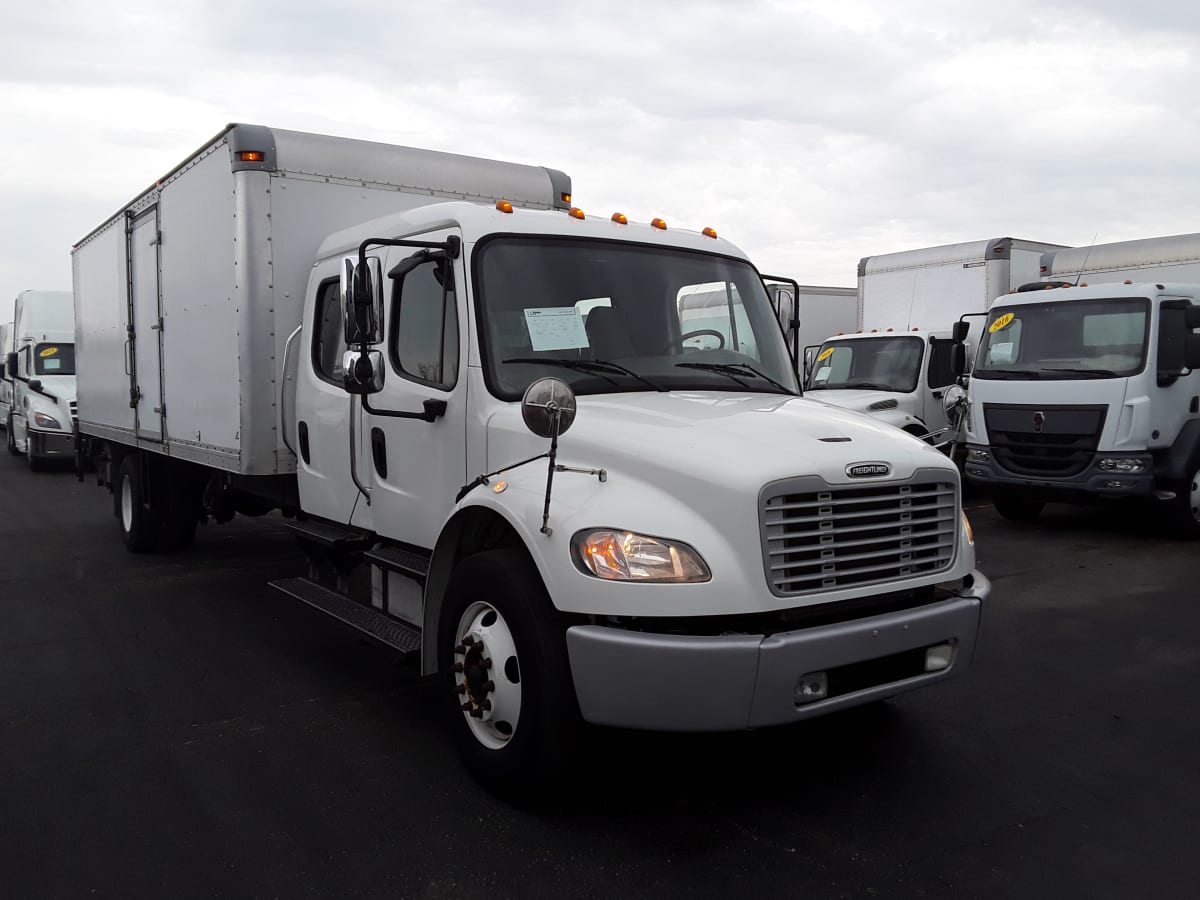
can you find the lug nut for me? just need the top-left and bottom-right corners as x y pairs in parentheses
(461, 635), (476, 646)
(480, 699), (492, 711)
(483, 658), (493, 670)
(455, 684), (466, 695)
(469, 708), (483, 718)
(460, 702), (472, 711)
(452, 661), (464, 673)
(483, 680), (495, 693)
(454, 644), (466, 654)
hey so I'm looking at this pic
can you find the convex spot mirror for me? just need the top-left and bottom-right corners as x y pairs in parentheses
(941, 383), (967, 417)
(342, 349), (385, 395)
(341, 255), (384, 346)
(522, 377), (577, 439)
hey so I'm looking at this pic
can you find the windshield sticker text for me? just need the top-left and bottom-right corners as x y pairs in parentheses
(39, 347), (59, 357)
(816, 347), (835, 362)
(989, 312), (1015, 333)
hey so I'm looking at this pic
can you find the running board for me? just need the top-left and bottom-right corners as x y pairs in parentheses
(270, 576), (421, 655)
(365, 545), (431, 586)
(285, 519), (375, 551)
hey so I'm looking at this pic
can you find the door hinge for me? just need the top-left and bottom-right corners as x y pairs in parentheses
(151, 317), (163, 331)
(153, 405), (166, 416)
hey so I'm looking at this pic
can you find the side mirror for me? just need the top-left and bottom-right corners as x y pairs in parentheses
(521, 377), (577, 439)
(1185, 333), (1200, 370)
(28, 379), (42, 393)
(951, 320), (970, 343)
(341, 255), (384, 346)
(951, 343), (968, 377)
(5, 352), (16, 379)
(341, 349), (385, 395)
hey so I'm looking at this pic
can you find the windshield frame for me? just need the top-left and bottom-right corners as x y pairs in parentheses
(470, 233), (798, 402)
(805, 335), (925, 393)
(972, 296), (1151, 381)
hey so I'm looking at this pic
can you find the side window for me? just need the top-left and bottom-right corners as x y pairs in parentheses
(390, 260), (459, 389)
(676, 282), (756, 355)
(312, 279), (345, 385)
(927, 339), (957, 388)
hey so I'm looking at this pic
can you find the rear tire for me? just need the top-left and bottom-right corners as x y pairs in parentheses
(993, 494), (1045, 523)
(116, 454), (158, 552)
(438, 549), (580, 796)
(1165, 463), (1200, 538)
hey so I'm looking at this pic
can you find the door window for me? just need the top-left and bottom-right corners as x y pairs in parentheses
(311, 279), (345, 385)
(390, 259), (459, 390)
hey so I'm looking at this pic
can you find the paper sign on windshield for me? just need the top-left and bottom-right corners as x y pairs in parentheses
(989, 312), (1015, 333)
(39, 347), (58, 357)
(816, 347), (835, 362)
(524, 307), (588, 352)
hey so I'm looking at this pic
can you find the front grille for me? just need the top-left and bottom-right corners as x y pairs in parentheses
(761, 472), (957, 596)
(984, 404), (1105, 477)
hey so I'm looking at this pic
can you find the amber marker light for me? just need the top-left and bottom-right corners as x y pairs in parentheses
(702, 227), (718, 239)
(237, 151), (265, 162)
(496, 200), (514, 213)
(561, 192), (572, 204)
(611, 212), (628, 224)
(650, 218), (668, 230)
(569, 207), (586, 220)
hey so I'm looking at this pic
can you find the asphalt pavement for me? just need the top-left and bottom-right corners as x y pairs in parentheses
(1, 451), (1197, 899)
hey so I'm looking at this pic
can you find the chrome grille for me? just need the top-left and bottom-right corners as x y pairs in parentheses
(761, 473), (957, 595)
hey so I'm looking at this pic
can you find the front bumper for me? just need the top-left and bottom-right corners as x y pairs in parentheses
(566, 571), (989, 731)
(964, 447), (1153, 498)
(28, 428), (74, 459)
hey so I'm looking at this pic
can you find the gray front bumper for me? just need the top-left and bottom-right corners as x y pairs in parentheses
(566, 572), (989, 731)
(28, 428), (74, 458)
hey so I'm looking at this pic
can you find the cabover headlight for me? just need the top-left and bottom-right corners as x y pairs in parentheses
(33, 412), (61, 429)
(572, 530), (711, 583)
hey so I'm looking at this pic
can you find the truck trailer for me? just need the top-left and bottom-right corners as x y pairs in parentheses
(72, 124), (988, 789)
(965, 233), (1200, 532)
(4, 290), (77, 469)
(806, 237), (1067, 443)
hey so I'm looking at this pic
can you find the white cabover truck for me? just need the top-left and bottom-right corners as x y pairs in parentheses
(965, 234), (1200, 534)
(4, 290), (78, 469)
(0, 318), (12, 427)
(72, 124), (988, 789)
(806, 237), (1066, 445)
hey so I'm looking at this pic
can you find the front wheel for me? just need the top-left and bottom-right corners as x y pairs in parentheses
(438, 549), (579, 794)
(993, 494), (1045, 523)
(1165, 464), (1200, 538)
(26, 438), (44, 472)
(6, 415), (18, 457)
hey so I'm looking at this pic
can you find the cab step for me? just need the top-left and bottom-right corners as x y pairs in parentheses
(285, 518), (375, 551)
(365, 544), (431, 586)
(270, 576), (421, 655)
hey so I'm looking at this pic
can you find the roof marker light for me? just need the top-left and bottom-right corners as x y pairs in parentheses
(237, 150), (265, 162)
(1080, 282), (1088, 287)
(569, 207), (585, 220)
(496, 200), (514, 213)
(1044, 284), (1055, 289)
(870, 328), (878, 333)
(561, 192), (572, 204)
(611, 212), (628, 224)
(886, 327), (893, 332)
(651, 218), (668, 230)
(1124, 279), (1133, 284)
(912, 327), (919, 331)
(702, 227), (718, 239)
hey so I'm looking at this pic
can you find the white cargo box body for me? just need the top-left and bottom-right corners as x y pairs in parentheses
(1040, 232), (1200, 284)
(72, 124), (570, 475)
(795, 284), (856, 346)
(857, 237), (1067, 331)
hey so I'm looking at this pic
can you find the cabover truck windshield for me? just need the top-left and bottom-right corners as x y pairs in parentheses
(964, 282), (1200, 534)
(72, 125), (988, 790)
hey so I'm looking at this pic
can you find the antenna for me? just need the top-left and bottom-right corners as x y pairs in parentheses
(905, 271), (920, 331)
(1072, 233), (1099, 286)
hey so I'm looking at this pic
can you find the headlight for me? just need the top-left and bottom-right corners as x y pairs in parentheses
(967, 447), (990, 463)
(33, 412), (61, 429)
(1097, 457), (1147, 473)
(961, 511), (974, 545)
(572, 530), (710, 583)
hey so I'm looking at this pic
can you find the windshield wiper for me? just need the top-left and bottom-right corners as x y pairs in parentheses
(1040, 367), (1120, 379)
(675, 362), (797, 395)
(504, 357), (666, 392)
(823, 382), (898, 392)
(975, 369), (1043, 380)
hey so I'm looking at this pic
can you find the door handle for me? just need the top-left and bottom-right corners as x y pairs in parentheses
(932, 390), (944, 399)
(371, 427), (388, 479)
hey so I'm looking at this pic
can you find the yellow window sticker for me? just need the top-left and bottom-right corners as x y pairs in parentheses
(816, 347), (836, 362)
(39, 347), (59, 357)
(989, 312), (1015, 333)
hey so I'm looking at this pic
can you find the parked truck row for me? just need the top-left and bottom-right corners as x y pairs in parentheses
(38, 124), (987, 791)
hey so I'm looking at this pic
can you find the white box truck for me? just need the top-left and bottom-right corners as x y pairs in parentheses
(0, 318), (13, 427)
(72, 124), (988, 790)
(965, 233), (1200, 533)
(806, 238), (1066, 445)
(4, 290), (77, 469)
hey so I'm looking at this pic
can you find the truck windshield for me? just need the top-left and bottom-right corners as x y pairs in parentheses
(34, 343), (76, 376)
(973, 297), (1149, 380)
(474, 237), (797, 400)
(806, 336), (923, 393)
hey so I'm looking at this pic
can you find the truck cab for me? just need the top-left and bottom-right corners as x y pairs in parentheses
(5, 291), (77, 470)
(963, 282), (1200, 533)
(804, 329), (963, 444)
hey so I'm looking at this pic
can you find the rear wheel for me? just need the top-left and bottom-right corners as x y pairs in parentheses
(117, 454), (158, 552)
(993, 494), (1045, 523)
(1165, 463), (1200, 538)
(438, 549), (579, 795)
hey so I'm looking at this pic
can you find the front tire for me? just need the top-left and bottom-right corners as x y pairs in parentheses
(1165, 463), (1200, 538)
(26, 437), (44, 472)
(993, 494), (1045, 523)
(438, 549), (579, 794)
(6, 415), (18, 457)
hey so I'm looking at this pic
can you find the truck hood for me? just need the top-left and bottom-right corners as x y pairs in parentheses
(486, 390), (948, 489)
(804, 388), (909, 413)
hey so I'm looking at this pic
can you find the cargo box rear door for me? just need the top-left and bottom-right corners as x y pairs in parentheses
(127, 206), (165, 441)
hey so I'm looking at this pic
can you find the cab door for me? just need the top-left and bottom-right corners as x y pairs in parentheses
(365, 229), (468, 550)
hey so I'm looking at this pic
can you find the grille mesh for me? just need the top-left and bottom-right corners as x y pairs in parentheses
(762, 474), (957, 595)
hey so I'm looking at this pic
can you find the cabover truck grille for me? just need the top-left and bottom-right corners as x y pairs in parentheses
(984, 403), (1106, 477)
(761, 471), (957, 595)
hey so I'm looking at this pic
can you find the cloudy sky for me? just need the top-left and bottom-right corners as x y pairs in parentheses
(1, 0), (1197, 300)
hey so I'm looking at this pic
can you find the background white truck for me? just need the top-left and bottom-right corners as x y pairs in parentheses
(964, 233), (1200, 533)
(806, 237), (1067, 444)
(4, 290), (77, 469)
(72, 124), (988, 790)
(0, 318), (12, 427)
